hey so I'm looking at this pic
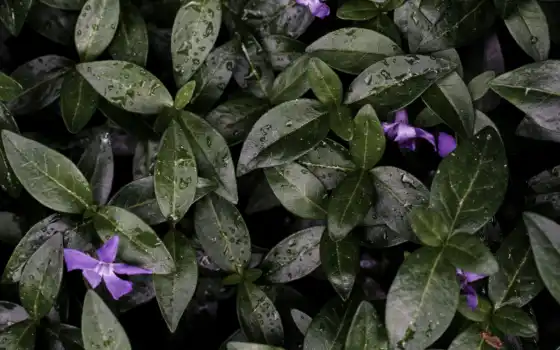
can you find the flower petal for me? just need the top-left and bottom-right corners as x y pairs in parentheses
(82, 270), (102, 288)
(112, 263), (152, 275)
(63, 249), (100, 271)
(437, 132), (457, 157)
(103, 272), (133, 300)
(464, 271), (487, 283)
(97, 236), (119, 263)
(414, 128), (436, 147)
(395, 110), (408, 124)
(312, 3), (330, 18)
(382, 122), (399, 139)
(393, 123), (417, 143)
(464, 285), (479, 310)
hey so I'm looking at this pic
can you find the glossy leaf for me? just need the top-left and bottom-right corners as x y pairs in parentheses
(263, 35), (305, 71)
(0, 72), (23, 101)
(108, 176), (166, 225)
(361, 13), (402, 47)
(60, 69), (99, 134)
(443, 233), (499, 275)
(291, 309), (312, 335)
(457, 295), (492, 322)
(409, 206), (450, 247)
(350, 105), (385, 170)
(0, 104), (21, 198)
(307, 57), (343, 106)
(0, 321), (36, 350)
(108, 2), (149, 67)
(468, 71), (496, 101)
(336, 0), (379, 21)
(77, 132), (114, 205)
(491, 306), (537, 337)
(0, 0), (33, 36)
(345, 301), (388, 350)
(328, 104), (354, 142)
(270, 55), (311, 105)
(234, 34), (274, 99)
(504, 0), (549, 62)
(175, 81), (196, 110)
(320, 233), (359, 300)
(447, 324), (491, 350)
(74, 0), (120, 62)
(27, 3), (78, 45)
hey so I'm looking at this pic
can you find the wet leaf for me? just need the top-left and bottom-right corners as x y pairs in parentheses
(409, 205), (450, 247)
(491, 306), (537, 337)
(320, 233), (359, 300)
(108, 176), (166, 225)
(307, 57), (343, 107)
(0, 0), (33, 36)
(361, 13), (402, 47)
(60, 69), (99, 134)
(0, 104), (21, 197)
(174, 81), (196, 110)
(457, 295), (492, 322)
(74, 0), (120, 62)
(108, 1), (149, 67)
(504, 0), (549, 62)
(0, 72), (23, 101)
(40, 0), (85, 10)
(77, 132), (114, 205)
(447, 324), (491, 350)
(270, 55), (311, 105)
(0, 321), (36, 350)
(336, 0), (379, 21)
(263, 35), (305, 71)
(233, 33), (275, 99)
(443, 233), (499, 275)
(468, 71), (496, 101)
(345, 300), (389, 349)
(350, 104), (385, 170)
(27, 3), (78, 46)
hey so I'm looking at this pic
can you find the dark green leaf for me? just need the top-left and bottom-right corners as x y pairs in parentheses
(46, 323), (84, 350)
(492, 306), (537, 337)
(474, 110), (501, 136)
(307, 57), (343, 106)
(0, 72), (23, 101)
(432, 48), (464, 78)
(171, 0), (221, 87)
(28, 3), (78, 46)
(82, 290), (131, 350)
(237, 282), (284, 346)
(262, 226), (324, 283)
(108, 176), (166, 225)
(98, 100), (158, 140)
(60, 69), (99, 134)
(504, 0), (549, 62)
(194, 176), (218, 202)
(385, 247), (459, 349)
(245, 173), (282, 214)
(19, 233), (63, 320)
(74, 0), (120, 62)
(194, 193), (251, 273)
(154, 119), (197, 221)
(291, 309), (311, 335)
(430, 127), (508, 234)
(93, 206), (174, 274)
(154, 230), (198, 333)
(350, 105), (385, 170)
(328, 170), (373, 241)
(40, 0), (85, 10)
(0, 104), (21, 198)
(0, 212), (23, 245)
(457, 295), (492, 322)
(2, 130), (93, 213)
(337, 0), (379, 21)
(77, 132), (114, 205)
(361, 13), (402, 47)
(468, 71), (496, 101)
(443, 233), (499, 274)
(0, 321), (36, 350)
(108, 2), (149, 67)
(345, 300), (388, 350)
(233, 34), (274, 99)
(320, 233), (359, 300)
(328, 105), (354, 141)
(241, 0), (313, 39)
(494, 0), (521, 18)
(447, 324), (491, 350)
(237, 99), (329, 177)
(270, 55), (311, 105)
(262, 35), (305, 71)
(345, 55), (456, 114)
(174, 81), (196, 110)
(264, 163), (328, 219)
(0, 0), (33, 36)
(306, 28), (402, 75)
(77, 60), (173, 114)
(0, 302), (29, 330)
(409, 206), (450, 247)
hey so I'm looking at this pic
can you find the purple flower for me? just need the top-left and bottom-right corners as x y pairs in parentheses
(296, 0), (330, 18)
(382, 109), (457, 157)
(456, 268), (487, 310)
(63, 236), (151, 300)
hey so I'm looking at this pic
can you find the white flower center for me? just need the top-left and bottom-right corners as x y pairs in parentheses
(94, 262), (114, 276)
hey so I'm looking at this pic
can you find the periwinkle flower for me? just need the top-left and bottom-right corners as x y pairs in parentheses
(296, 0), (330, 18)
(383, 109), (457, 157)
(456, 268), (487, 310)
(63, 236), (151, 300)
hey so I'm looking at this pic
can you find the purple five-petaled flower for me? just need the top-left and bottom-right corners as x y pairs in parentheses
(382, 109), (457, 157)
(456, 268), (487, 310)
(295, 0), (330, 18)
(63, 236), (152, 300)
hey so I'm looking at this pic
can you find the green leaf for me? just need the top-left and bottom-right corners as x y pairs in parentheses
(77, 132), (114, 205)
(194, 177), (218, 202)
(385, 247), (459, 349)
(305, 28), (402, 75)
(320, 233), (359, 300)
(175, 81), (196, 110)
(60, 69), (99, 134)
(468, 71), (496, 101)
(154, 230), (198, 333)
(108, 176), (166, 225)
(176, 111), (238, 204)
(0, 302), (29, 330)
(447, 324), (491, 350)
(241, 0), (313, 39)
(40, 0), (85, 9)
(2, 130), (93, 213)
(132, 140), (158, 179)
(0, 72), (23, 101)
(171, 0), (222, 87)
(0, 321), (36, 350)
(19, 233), (63, 320)
(0, 0), (33, 36)
(336, 0), (379, 21)
(27, 3), (78, 46)
(237, 99), (329, 177)
(261, 226), (324, 283)
(77, 60), (173, 114)
(93, 206), (174, 274)
(409, 206), (450, 247)
(205, 96), (270, 146)
(489, 223), (543, 309)
(361, 13), (402, 48)
(328, 105), (354, 142)
(422, 72), (475, 137)
(457, 295), (492, 322)
(154, 119), (197, 222)
(264, 163), (328, 219)
(245, 173), (282, 214)
(430, 127), (508, 234)
(504, 0), (549, 62)
(82, 290), (131, 350)
(194, 193), (251, 273)
(307, 57), (343, 107)
(74, 0), (120, 62)
(345, 301), (388, 350)
(350, 105), (385, 170)
(98, 100), (158, 140)
(237, 282), (284, 346)
(491, 306), (537, 337)
(108, 2), (149, 67)
(227, 343), (285, 350)
(494, 0), (521, 18)
(523, 211), (560, 305)
(0, 104), (21, 198)
(234, 34), (274, 99)
(328, 170), (373, 241)
(291, 309), (312, 335)
(432, 48), (464, 78)
(262, 35), (305, 72)
(345, 55), (456, 114)
(270, 55), (311, 105)
(443, 233), (499, 275)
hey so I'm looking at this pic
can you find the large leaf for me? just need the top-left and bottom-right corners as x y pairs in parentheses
(154, 230), (198, 333)
(93, 206), (174, 274)
(108, 2), (148, 67)
(76, 60), (173, 114)
(0, 72), (23, 101)
(385, 247), (459, 349)
(261, 226), (324, 283)
(409, 205), (451, 247)
(194, 193), (251, 273)
(305, 28), (402, 75)
(77, 132), (114, 205)
(154, 119), (197, 222)
(19, 233), (63, 320)
(345, 301), (388, 350)
(447, 324), (492, 350)
(270, 55), (311, 105)
(320, 233), (359, 301)
(60, 69), (99, 134)
(74, 0), (120, 62)
(350, 104), (385, 170)
(430, 127), (508, 234)
(0, 0), (33, 36)
(442, 233), (499, 275)
(345, 55), (456, 114)
(0, 321), (36, 350)
(82, 290), (131, 350)
(108, 176), (166, 225)
(504, 0), (549, 62)
(237, 99), (329, 176)
(264, 163), (328, 219)
(171, 0), (222, 87)
(2, 130), (93, 213)
(491, 306), (537, 337)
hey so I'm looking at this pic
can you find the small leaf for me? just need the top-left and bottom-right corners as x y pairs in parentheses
(19, 234), (63, 320)
(82, 290), (131, 350)
(0, 321), (36, 350)
(154, 230), (198, 333)
(77, 60), (173, 114)
(320, 233), (359, 300)
(328, 105), (354, 141)
(108, 177), (166, 225)
(491, 306), (537, 337)
(93, 206), (174, 274)
(262, 35), (305, 71)
(74, 0), (120, 62)
(0, 0), (33, 36)
(336, 0), (379, 21)
(504, 0), (549, 62)
(60, 69), (99, 134)
(108, 2), (148, 67)
(0, 72), (23, 101)
(194, 193), (251, 273)
(2, 130), (93, 213)
(468, 71), (496, 101)
(307, 57), (343, 106)
(345, 301), (388, 350)
(270, 55), (311, 105)
(409, 206), (450, 247)
(77, 132), (114, 205)
(174, 81), (196, 110)
(443, 233), (499, 275)
(350, 105), (385, 170)
(447, 324), (491, 350)
(262, 226), (324, 283)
